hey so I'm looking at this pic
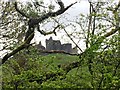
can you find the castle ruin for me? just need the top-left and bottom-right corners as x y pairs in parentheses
(35, 37), (78, 54)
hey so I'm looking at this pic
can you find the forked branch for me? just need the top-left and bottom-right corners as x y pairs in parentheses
(1, 0), (77, 65)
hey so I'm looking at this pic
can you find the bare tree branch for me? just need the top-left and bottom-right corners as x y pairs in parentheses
(57, 0), (65, 9)
(37, 25), (60, 36)
(86, 2), (92, 48)
(104, 27), (120, 37)
(113, 1), (120, 13)
(14, 2), (29, 18)
(63, 28), (83, 53)
(28, 1), (77, 26)
(1, 32), (34, 65)
(1, 1), (77, 65)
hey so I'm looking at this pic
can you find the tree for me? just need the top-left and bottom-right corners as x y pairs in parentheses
(1, 0), (120, 89)
(59, 1), (120, 88)
(0, 0), (77, 65)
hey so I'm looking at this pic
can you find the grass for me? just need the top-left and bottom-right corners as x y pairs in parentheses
(41, 53), (79, 65)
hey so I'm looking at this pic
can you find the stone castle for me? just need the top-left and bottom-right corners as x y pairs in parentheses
(35, 37), (78, 54)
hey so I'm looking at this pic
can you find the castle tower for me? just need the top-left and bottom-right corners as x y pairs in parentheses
(46, 37), (62, 51)
(53, 40), (61, 50)
(46, 37), (54, 50)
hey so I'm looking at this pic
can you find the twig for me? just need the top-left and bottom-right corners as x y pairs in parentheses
(63, 28), (83, 53)
(14, 2), (29, 18)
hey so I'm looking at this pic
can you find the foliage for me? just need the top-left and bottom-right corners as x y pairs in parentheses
(2, 40), (120, 89)
(0, 0), (120, 89)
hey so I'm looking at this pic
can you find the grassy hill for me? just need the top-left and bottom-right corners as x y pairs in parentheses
(41, 53), (79, 64)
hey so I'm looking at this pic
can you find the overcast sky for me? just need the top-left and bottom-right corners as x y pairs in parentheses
(33, 0), (89, 49)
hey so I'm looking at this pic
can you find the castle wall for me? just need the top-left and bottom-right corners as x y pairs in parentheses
(36, 37), (78, 54)
(52, 41), (61, 50)
(35, 41), (45, 50)
(61, 44), (72, 53)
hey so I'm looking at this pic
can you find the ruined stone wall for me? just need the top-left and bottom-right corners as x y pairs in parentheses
(61, 44), (72, 53)
(35, 41), (45, 50)
(46, 37), (72, 53)
(36, 37), (78, 54)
